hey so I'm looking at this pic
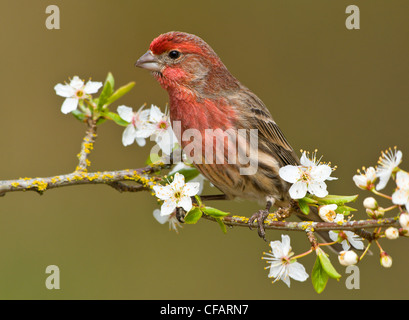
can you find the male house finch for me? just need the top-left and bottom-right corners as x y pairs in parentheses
(135, 31), (341, 246)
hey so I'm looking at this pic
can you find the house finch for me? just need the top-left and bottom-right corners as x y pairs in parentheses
(135, 31), (342, 248)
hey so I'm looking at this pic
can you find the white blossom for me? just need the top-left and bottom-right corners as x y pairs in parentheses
(376, 148), (402, 191)
(329, 230), (364, 251)
(353, 167), (376, 190)
(117, 105), (152, 147)
(148, 105), (178, 155)
(153, 173), (200, 216)
(391, 170), (409, 212)
(262, 234), (309, 287)
(279, 151), (337, 199)
(54, 76), (102, 114)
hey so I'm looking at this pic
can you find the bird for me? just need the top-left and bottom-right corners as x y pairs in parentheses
(134, 31), (342, 249)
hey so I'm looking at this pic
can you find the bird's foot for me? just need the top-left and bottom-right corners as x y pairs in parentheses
(249, 196), (275, 241)
(248, 208), (271, 241)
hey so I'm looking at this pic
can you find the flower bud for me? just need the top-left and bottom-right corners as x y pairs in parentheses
(380, 251), (392, 268)
(338, 250), (359, 266)
(366, 208), (384, 219)
(319, 204), (337, 222)
(385, 227), (399, 240)
(399, 212), (409, 230)
(363, 197), (378, 210)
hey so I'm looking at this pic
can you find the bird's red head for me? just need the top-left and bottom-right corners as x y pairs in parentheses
(135, 31), (236, 94)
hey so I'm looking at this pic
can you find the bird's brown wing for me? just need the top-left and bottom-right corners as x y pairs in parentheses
(239, 90), (300, 167)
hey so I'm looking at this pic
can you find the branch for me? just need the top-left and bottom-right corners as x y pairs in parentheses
(0, 164), (168, 196)
(202, 213), (399, 234)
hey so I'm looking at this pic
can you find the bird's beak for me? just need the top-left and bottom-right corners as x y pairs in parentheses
(135, 51), (162, 72)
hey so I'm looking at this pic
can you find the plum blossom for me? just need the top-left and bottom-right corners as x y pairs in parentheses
(262, 234), (309, 287)
(148, 105), (178, 155)
(153, 172), (200, 216)
(391, 170), (409, 212)
(376, 147), (402, 190)
(117, 105), (152, 147)
(353, 166), (377, 190)
(279, 151), (337, 199)
(54, 76), (102, 114)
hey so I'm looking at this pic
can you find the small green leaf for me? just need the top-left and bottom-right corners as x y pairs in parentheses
(312, 256), (329, 294)
(297, 198), (310, 215)
(314, 194), (358, 206)
(106, 82), (135, 105)
(299, 196), (318, 204)
(97, 72), (115, 109)
(71, 109), (86, 122)
(202, 206), (230, 218)
(316, 247), (341, 279)
(215, 217), (227, 234)
(105, 112), (129, 126)
(336, 205), (357, 215)
(184, 207), (203, 224)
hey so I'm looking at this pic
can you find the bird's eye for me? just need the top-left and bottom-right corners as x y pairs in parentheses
(168, 50), (181, 60)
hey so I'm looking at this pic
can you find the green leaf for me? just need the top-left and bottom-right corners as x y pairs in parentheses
(316, 248), (341, 279)
(71, 109), (86, 122)
(297, 198), (310, 215)
(336, 205), (357, 215)
(106, 82), (135, 105)
(299, 196), (318, 204)
(314, 194), (358, 206)
(97, 72), (115, 109)
(184, 207), (202, 224)
(202, 206), (230, 218)
(312, 256), (329, 294)
(104, 111), (129, 126)
(215, 217), (227, 234)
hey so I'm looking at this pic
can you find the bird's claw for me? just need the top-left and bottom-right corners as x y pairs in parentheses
(248, 209), (270, 241)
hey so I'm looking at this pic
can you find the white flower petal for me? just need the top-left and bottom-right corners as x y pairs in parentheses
(392, 189), (409, 206)
(61, 98), (79, 114)
(160, 199), (177, 216)
(396, 171), (409, 189)
(279, 166), (301, 183)
(153, 209), (169, 224)
(353, 174), (368, 189)
(184, 182), (200, 197)
(341, 240), (351, 251)
(280, 235), (291, 256)
(69, 76), (84, 90)
(300, 152), (315, 167)
(345, 231), (364, 250)
(149, 105), (164, 123)
(289, 181), (308, 199)
(328, 230), (339, 242)
(117, 105), (134, 123)
(310, 165), (332, 182)
(270, 240), (285, 259)
(122, 125), (137, 146)
(308, 181), (328, 198)
(83, 80), (103, 94)
(178, 196), (193, 213)
(288, 262), (309, 282)
(153, 185), (172, 201)
(135, 137), (147, 147)
(54, 83), (75, 98)
(172, 173), (185, 190)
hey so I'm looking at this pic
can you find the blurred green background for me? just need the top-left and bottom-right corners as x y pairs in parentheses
(0, 0), (408, 299)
